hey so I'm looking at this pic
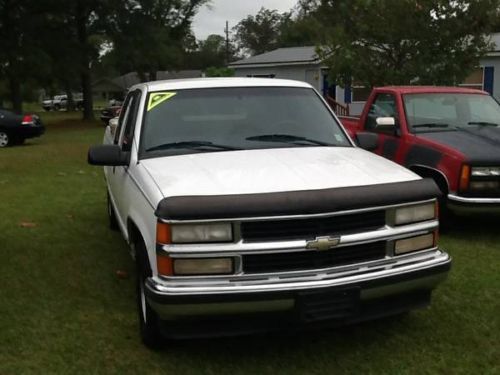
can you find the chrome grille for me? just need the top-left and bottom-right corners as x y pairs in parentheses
(242, 241), (386, 274)
(240, 210), (386, 242)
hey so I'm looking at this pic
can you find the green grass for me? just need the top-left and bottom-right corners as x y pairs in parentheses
(0, 113), (499, 374)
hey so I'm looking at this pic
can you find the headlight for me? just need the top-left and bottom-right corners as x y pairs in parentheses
(171, 223), (233, 243)
(393, 202), (437, 226)
(394, 233), (436, 255)
(471, 167), (500, 177)
(173, 258), (234, 275)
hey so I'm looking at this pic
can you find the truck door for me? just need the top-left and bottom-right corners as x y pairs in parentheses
(364, 93), (403, 162)
(106, 89), (142, 228)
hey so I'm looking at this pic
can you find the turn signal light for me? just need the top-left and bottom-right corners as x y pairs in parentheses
(156, 221), (171, 244)
(459, 165), (471, 192)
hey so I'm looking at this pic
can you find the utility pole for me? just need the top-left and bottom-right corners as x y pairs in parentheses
(224, 20), (230, 66)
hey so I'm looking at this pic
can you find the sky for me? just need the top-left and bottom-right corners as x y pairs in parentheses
(193, 0), (298, 40)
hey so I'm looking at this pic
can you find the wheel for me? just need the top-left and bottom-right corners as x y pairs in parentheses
(54, 104), (60, 111)
(0, 131), (10, 148)
(135, 240), (163, 349)
(107, 193), (119, 231)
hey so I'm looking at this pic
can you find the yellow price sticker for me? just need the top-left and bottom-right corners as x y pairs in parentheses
(147, 92), (177, 111)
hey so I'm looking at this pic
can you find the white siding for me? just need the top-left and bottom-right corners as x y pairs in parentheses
(480, 57), (500, 100)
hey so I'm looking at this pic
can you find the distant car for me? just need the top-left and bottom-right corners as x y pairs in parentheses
(108, 99), (123, 107)
(42, 97), (53, 111)
(52, 95), (67, 111)
(0, 109), (45, 147)
(43, 94), (84, 111)
(100, 105), (122, 125)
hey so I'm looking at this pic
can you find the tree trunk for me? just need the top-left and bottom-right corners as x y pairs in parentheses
(76, 0), (94, 121)
(8, 75), (22, 114)
(65, 82), (75, 111)
(81, 71), (93, 120)
(138, 71), (148, 82)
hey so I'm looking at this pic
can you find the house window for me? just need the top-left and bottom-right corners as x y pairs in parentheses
(352, 86), (372, 102)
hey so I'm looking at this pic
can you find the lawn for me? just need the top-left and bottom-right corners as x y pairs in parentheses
(0, 113), (498, 374)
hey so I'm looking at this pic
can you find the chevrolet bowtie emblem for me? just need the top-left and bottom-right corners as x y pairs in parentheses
(306, 236), (341, 251)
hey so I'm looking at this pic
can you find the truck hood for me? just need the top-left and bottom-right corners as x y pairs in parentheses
(419, 127), (500, 164)
(140, 147), (419, 198)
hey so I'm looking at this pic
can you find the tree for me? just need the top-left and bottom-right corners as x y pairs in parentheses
(233, 8), (285, 56)
(184, 34), (238, 69)
(204, 67), (234, 77)
(0, 0), (52, 113)
(278, 7), (321, 48)
(314, 0), (499, 88)
(108, 0), (209, 81)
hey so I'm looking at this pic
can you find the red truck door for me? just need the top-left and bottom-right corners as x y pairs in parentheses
(363, 92), (406, 162)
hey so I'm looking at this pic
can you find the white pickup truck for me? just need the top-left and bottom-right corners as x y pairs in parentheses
(88, 78), (451, 347)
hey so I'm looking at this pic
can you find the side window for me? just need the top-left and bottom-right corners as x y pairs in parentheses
(114, 93), (133, 144)
(366, 93), (398, 132)
(120, 90), (142, 152)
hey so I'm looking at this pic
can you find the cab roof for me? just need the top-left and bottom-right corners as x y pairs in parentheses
(377, 86), (488, 95)
(134, 77), (312, 92)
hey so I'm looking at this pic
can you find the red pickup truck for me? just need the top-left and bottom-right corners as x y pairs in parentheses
(340, 86), (500, 213)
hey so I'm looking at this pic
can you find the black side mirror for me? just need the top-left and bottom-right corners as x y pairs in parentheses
(88, 145), (130, 166)
(356, 132), (379, 151)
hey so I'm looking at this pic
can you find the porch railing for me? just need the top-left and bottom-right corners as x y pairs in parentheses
(325, 95), (350, 116)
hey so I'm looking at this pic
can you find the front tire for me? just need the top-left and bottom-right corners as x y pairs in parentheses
(135, 240), (163, 349)
(0, 131), (10, 148)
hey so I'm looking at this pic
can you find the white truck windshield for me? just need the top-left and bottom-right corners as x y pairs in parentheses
(140, 87), (351, 157)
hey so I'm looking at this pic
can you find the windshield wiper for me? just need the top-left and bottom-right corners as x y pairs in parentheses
(467, 121), (498, 127)
(146, 141), (240, 153)
(246, 134), (335, 146)
(412, 123), (451, 129)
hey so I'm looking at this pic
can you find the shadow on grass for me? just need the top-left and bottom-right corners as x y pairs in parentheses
(163, 313), (409, 358)
(445, 213), (499, 236)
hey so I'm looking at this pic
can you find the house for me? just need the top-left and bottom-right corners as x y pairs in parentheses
(92, 70), (203, 103)
(229, 46), (370, 115)
(230, 35), (500, 116)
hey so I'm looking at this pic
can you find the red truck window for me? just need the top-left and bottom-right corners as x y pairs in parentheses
(366, 93), (398, 133)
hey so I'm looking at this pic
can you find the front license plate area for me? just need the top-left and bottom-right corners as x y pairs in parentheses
(296, 287), (360, 323)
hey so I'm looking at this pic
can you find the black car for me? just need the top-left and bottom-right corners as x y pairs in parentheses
(0, 109), (45, 147)
(100, 105), (122, 126)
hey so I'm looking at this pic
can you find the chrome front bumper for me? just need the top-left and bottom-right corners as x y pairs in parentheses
(146, 249), (451, 320)
(448, 194), (500, 204)
(448, 194), (500, 214)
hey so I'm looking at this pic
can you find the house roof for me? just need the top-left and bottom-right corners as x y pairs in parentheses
(230, 33), (500, 68)
(229, 46), (319, 68)
(91, 78), (125, 92)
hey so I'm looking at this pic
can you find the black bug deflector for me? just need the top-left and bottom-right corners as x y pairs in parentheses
(155, 178), (441, 220)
